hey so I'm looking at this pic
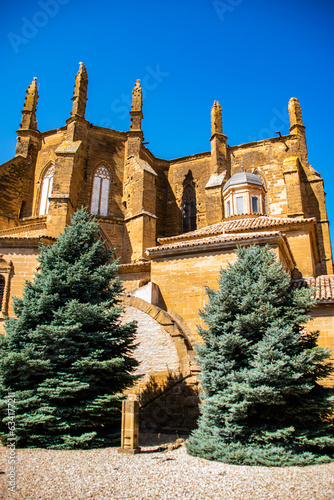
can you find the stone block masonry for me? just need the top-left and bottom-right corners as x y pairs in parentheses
(0, 65), (333, 436)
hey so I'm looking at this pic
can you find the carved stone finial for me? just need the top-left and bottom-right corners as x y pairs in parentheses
(20, 77), (38, 130)
(211, 100), (223, 136)
(130, 79), (143, 131)
(71, 62), (88, 118)
(288, 97), (304, 134)
(131, 79), (143, 112)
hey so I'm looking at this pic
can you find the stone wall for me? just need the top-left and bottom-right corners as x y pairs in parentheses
(80, 128), (126, 220)
(120, 296), (200, 432)
(151, 249), (238, 342)
(0, 156), (35, 227)
(139, 375), (200, 433)
(0, 244), (40, 334)
(166, 154), (211, 236)
(285, 229), (315, 277)
(150, 242), (296, 343)
(121, 306), (181, 380)
(32, 129), (67, 216)
(307, 305), (334, 387)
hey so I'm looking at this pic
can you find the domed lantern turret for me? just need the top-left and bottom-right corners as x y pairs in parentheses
(223, 172), (266, 218)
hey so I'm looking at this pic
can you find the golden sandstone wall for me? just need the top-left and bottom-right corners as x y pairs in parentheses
(1, 65), (334, 406)
(148, 243), (290, 344)
(0, 244), (40, 335)
(0, 70), (332, 274)
(163, 137), (332, 276)
(308, 307), (334, 353)
(166, 154), (212, 234)
(151, 250), (237, 343)
(307, 307), (334, 386)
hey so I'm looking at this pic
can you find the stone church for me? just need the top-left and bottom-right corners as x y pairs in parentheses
(0, 63), (333, 431)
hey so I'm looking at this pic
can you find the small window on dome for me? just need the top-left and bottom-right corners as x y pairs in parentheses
(226, 200), (231, 218)
(252, 196), (259, 214)
(236, 196), (244, 215)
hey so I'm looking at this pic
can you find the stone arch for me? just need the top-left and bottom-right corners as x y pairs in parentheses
(121, 295), (200, 432)
(122, 295), (194, 378)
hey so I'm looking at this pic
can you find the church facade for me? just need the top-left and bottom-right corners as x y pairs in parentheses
(0, 64), (333, 430)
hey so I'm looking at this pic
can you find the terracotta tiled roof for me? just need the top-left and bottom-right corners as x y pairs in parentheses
(148, 231), (283, 254)
(158, 216), (315, 244)
(0, 230), (56, 241)
(0, 235), (56, 241)
(293, 275), (334, 302)
(0, 231), (55, 239)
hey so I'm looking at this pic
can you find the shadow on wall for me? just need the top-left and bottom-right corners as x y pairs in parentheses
(305, 181), (327, 274)
(164, 179), (182, 238)
(138, 371), (200, 433)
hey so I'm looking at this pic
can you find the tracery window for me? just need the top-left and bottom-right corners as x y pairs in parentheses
(182, 183), (197, 233)
(39, 165), (55, 216)
(90, 166), (111, 216)
(0, 275), (5, 312)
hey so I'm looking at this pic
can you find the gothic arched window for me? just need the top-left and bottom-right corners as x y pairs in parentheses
(90, 166), (111, 216)
(39, 164), (55, 216)
(0, 275), (5, 312)
(182, 183), (197, 233)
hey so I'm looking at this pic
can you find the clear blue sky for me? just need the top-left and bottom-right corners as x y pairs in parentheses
(1, 0), (334, 242)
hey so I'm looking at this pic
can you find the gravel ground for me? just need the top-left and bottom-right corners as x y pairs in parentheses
(1, 433), (334, 500)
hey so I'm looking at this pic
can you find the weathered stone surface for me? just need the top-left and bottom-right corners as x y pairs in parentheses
(118, 400), (140, 453)
(1, 66), (334, 423)
(121, 306), (181, 380)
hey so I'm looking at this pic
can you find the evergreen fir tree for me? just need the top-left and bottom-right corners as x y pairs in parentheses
(0, 209), (138, 449)
(186, 245), (334, 466)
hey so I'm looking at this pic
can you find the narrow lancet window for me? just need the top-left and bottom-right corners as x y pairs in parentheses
(182, 183), (197, 233)
(90, 166), (111, 216)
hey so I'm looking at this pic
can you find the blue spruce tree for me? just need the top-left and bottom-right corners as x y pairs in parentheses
(0, 209), (138, 449)
(186, 245), (334, 466)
